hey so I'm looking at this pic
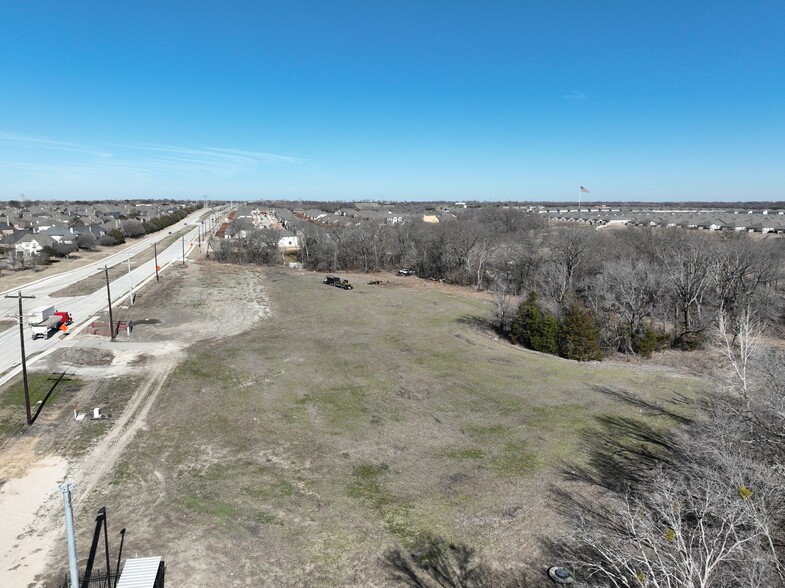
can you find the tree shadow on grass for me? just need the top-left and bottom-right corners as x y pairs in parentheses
(455, 314), (491, 329)
(592, 385), (694, 424)
(555, 385), (697, 493)
(31, 371), (71, 424)
(382, 534), (531, 587)
(542, 388), (694, 571)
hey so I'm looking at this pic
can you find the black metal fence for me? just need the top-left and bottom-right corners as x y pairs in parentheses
(59, 568), (120, 588)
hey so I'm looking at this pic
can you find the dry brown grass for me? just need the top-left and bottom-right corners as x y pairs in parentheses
(43, 263), (706, 587)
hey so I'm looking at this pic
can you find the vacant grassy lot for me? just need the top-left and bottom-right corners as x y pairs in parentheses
(77, 265), (705, 586)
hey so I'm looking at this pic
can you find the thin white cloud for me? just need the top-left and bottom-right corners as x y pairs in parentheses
(562, 91), (586, 101)
(0, 132), (303, 179)
(0, 131), (113, 158)
(207, 146), (303, 164)
(119, 142), (303, 176)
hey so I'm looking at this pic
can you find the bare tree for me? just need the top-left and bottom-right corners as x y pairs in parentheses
(563, 428), (785, 588)
(600, 259), (664, 353)
(716, 304), (764, 407)
(490, 276), (515, 332)
(468, 238), (497, 290)
(547, 228), (595, 295)
(658, 235), (713, 344)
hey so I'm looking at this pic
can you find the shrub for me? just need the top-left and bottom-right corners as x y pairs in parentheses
(76, 233), (97, 250)
(510, 292), (559, 354)
(558, 301), (602, 361)
(630, 324), (658, 358)
(99, 234), (118, 246)
(108, 228), (126, 244)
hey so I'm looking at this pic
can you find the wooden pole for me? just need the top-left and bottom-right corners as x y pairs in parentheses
(104, 266), (115, 340)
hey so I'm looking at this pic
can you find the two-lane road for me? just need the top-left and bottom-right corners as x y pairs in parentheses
(0, 208), (225, 384)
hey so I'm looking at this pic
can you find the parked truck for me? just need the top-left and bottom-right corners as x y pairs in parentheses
(323, 275), (353, 290)
(28, 305), (73, 340)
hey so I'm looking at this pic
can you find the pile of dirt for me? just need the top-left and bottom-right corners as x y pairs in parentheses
(56, 347), (115, 367)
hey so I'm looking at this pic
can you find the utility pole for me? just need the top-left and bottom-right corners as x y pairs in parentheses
(181, 235), (186, 266)
(4, 291), (35, 425)
(126, 255), (134, 305)
(104, 266), (115, 341)
(153, 243), (160, 283)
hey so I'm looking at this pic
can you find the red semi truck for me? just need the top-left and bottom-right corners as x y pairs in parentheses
(28, 305), (73, 340)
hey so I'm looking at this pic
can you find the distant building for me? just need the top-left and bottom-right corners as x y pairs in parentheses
(15, 233), (55, 256)
(278, 233), (300, 252)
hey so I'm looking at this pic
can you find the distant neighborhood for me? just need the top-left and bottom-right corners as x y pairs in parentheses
(4, 198), (785, 275)
(220, 201), (785, 241)
(0, 200), (199, 272)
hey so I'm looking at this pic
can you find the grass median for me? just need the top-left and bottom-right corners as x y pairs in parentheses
(50, 225), (195, 298)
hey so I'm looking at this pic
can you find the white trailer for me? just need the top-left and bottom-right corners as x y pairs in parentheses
(28, 305), (55, 324)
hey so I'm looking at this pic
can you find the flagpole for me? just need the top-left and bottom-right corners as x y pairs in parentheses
(578, 186), (581, 210)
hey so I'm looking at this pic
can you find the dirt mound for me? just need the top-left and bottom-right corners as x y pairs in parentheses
(56, 347), (114, 366)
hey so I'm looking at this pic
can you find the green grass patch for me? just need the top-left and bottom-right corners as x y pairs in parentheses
(493, 441), (541, 477)
(304, 385), (368, 425)
(254, 510), (282, 525)
(347, 463), (419, 541)
(182, 493), (240, 521)
(243, 480), (294, 499)
(348, 463), (390, 502)
(445, 448), (485, 460)
(0, 372), (80, 408)
(0, 372), (83, 440)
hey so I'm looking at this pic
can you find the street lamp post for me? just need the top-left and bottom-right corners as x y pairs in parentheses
(127, 255), (134, 305)
(153, 243), (160, 283)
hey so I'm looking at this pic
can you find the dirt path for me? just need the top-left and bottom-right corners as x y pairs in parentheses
(72, 349), (181, 507)
(0, 261), (270, 586)
(0, 347), (180, 587)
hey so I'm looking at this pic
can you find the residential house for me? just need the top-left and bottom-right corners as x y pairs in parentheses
(15, 233), (55, 256)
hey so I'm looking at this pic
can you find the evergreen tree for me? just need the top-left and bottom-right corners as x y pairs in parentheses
(558, 301), (603, 361)
(510, 292), (559, 354)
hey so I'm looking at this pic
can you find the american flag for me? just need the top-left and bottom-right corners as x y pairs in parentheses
(579, 186), (590, 193)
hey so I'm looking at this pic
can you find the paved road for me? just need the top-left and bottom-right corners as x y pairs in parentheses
(0, 208), (226, 384)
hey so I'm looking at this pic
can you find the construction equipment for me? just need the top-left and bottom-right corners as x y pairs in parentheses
(323, 275), (353, 290)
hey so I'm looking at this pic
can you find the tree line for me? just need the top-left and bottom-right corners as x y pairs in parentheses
(217, 208), (784, 359)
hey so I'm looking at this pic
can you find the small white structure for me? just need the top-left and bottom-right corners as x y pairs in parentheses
(278, 235), (300, 249)
(116, 556), (165, 588)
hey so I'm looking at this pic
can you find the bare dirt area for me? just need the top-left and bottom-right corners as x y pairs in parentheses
(0, 260), (270, 587)
(12, 262), (705, 587)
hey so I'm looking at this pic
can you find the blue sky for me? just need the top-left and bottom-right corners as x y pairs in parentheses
(1, 1), (784, 201)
